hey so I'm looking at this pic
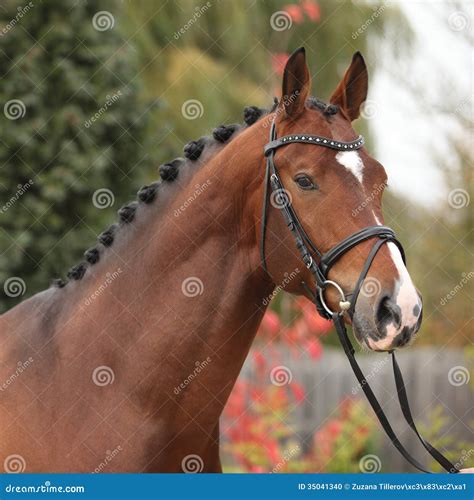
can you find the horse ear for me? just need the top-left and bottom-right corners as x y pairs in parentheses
(329, 52), (368, 121)
(281, 47), (311, 118)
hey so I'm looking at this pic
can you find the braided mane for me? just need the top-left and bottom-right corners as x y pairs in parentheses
(53, 98), (337, 287)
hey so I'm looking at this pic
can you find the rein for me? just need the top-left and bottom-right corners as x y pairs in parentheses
(261, 119), (459, 474)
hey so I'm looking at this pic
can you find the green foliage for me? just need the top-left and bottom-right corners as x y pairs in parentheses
(0, 0), (150, 311)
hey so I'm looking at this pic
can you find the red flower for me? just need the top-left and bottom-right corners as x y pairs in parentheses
(271, 53), (290, 76)
(301, 0), (321, 22)
(260, 309), (281, 337)
(283, 4), (304, 24)
(305, 338), (323, 360)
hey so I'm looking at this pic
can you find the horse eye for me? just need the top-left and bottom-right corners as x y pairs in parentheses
(295, 175), (315, 190)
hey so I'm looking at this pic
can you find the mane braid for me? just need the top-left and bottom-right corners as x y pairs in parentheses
(53, 99), (276, 288)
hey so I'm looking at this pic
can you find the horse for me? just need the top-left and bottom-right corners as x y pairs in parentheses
(0, 48), (428, 473)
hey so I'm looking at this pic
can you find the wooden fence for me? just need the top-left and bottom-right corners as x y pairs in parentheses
(222, 347), (473, 472)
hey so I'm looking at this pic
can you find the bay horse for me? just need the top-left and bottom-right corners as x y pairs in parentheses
(0, 48), (441, 473)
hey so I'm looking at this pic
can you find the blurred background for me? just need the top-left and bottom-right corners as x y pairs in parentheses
(0, 0), (472, 472)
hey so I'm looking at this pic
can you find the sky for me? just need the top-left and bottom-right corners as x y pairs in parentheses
(370, 1), (472, 206)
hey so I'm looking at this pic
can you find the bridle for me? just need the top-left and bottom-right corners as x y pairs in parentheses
(260, 118), (459, 473)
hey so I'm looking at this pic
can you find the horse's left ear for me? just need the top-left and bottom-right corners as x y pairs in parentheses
(329, 52), (368, 121)
(281, 47), (311, 118)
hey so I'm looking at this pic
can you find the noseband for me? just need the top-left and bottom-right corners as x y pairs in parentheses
(260, 119), (458, 474)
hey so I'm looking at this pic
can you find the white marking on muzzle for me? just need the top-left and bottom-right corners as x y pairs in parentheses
(336, 151), (364, 183)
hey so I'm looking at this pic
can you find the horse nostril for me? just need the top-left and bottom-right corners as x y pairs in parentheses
(376, 295), (401, 330)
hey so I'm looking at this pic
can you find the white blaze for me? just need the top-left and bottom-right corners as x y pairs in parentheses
(336, 151), (364, 183)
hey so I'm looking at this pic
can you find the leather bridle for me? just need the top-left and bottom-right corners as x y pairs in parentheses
(260, 118), (459, 473)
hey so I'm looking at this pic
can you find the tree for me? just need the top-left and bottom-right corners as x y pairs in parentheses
(0, 0), (150, 311)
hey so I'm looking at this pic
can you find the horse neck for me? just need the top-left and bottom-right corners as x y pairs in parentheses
(66, 122), (273, 413)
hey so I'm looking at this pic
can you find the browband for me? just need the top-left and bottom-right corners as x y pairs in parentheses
(264, 133), (364, 156)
